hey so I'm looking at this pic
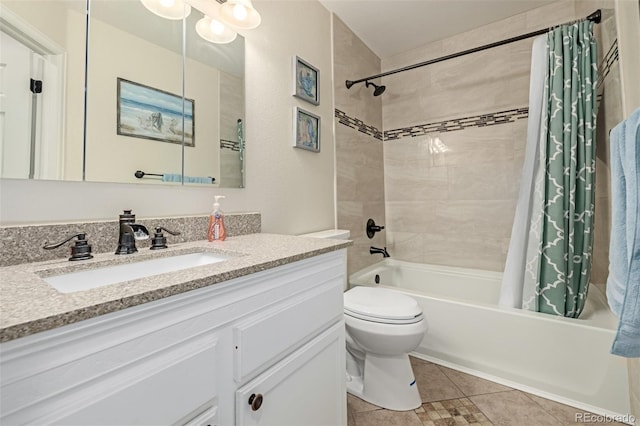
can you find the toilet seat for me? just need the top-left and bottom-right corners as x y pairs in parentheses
(344, 286), (424, 324)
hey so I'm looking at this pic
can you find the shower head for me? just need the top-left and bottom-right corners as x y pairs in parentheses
(365, 80), (386, 96)
(344, 79), (386, 96)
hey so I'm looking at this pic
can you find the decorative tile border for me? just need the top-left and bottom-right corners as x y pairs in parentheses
(384, 107), (529, 141)
(336, 39), (619, 143)
(334, 107), (528, 141)
(221, 139), (240, 151)
(335, 109), (383, 140)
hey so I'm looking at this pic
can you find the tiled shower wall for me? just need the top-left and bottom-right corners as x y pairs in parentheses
(219, 72), (245, 188)
(333, 16), (386, 275)
(380, 0), (621, 279)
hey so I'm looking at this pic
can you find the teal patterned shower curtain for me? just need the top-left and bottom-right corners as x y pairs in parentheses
(523, 21), (598, 318)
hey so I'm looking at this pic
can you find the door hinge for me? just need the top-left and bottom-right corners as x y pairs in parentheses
(30, 79), (43, 94)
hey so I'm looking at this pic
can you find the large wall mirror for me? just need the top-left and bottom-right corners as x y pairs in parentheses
(0, 0), (245, 188)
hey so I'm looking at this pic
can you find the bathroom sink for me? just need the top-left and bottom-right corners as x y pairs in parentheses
(44, 252), (229, 293)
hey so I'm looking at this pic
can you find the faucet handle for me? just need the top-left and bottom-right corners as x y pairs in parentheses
(150, 227), (181, 250)
(155, 226), (180, 236)
(119, 209), (135, 223)
(366, 218), (385, 239)
(43, 233), (94, 261)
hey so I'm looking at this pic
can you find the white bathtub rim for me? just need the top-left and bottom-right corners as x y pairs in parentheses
(349, 258), (503, 282)
(350, 260), (618, 331)
(381, 284), (617, 332)
(410, 352), (635, 425)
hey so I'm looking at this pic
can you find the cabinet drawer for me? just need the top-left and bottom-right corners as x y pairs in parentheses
(1, 333), (219, 425)
(235, 322), (346, 426)
(233, 278), (343, 383)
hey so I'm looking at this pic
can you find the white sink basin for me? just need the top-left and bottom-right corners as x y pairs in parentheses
(44, 252), (229, 293)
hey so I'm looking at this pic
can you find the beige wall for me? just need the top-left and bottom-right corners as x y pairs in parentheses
(615, 0), (640, 117)
(332, 16), (386, 275)
(0, 0), (336, 236)
(1, 0), (78, 47)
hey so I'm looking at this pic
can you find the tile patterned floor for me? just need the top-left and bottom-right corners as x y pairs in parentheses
(347, 356), (628, 426)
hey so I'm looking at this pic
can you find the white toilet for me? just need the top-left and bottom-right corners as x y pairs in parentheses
(298, 229), (427, 411)
(344, 286), (427, 411)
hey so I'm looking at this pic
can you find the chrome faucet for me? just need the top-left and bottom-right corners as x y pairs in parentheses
(115, 210), (149, 255)
(370, 246), (390, 258)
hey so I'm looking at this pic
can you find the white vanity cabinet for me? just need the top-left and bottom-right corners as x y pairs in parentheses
(0, 250), (347, 426)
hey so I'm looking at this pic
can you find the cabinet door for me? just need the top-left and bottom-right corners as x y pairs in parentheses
(235, 322), (346, 426)
(233, 278), (343, 384)
(54, 345), (217, 426)
(31, 335), (219, 426)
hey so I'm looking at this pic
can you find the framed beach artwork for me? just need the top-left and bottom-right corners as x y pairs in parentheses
(117, 78), (195, 147)
(293, 56), (319, 105)
(294, 107), (320, 152)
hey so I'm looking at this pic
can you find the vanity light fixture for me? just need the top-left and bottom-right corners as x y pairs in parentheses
(140, 0), (191, 20)
(219, 0), (261, 30)
(140, 0), (261, 44)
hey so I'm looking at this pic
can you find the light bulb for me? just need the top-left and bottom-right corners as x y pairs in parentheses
(140, 0), (190, 19)
(209, 19), (225, 35)
(233, 4), (248, 21)
(196, 16), (237, 44)
(219, 0), (261, 29)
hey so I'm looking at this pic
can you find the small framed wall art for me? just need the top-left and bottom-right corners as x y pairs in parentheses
(294, 107), (320, 152)
(293, 56), (319, 105)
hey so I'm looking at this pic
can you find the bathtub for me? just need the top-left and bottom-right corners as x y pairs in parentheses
(349, 259), (631, 418)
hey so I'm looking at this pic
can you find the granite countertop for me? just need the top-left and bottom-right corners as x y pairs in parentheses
(0, 233), (351, 343)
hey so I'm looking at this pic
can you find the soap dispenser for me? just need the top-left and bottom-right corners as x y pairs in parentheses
(208, 196), (227, 242)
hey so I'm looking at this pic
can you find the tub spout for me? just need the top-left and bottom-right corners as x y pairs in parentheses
(370, 246), (390, 258)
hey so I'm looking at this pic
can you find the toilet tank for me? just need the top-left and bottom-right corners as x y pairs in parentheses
(298, 229), (350, 240)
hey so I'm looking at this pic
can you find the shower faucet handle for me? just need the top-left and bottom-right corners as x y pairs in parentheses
(366, 218), (385, 239)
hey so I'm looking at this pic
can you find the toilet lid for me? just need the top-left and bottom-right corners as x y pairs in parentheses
(344, 286), (423, 321)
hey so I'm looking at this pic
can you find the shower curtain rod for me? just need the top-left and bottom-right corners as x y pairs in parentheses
(345, 9), (601, 89)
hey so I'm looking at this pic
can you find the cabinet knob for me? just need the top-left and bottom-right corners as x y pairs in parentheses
(248, 393), (263, 411)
